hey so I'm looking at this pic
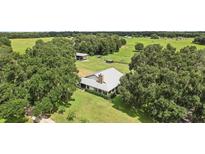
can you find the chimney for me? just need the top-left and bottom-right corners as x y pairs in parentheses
(97, 74), (104, 84)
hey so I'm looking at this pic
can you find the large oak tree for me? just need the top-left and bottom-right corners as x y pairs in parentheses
(0, 38), (79, 122)
(119, 44), (205, 122)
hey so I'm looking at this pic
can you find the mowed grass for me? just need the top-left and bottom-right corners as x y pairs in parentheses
(11, 37), (53, 54)
(134, 37), (205, 50)
(76, 37), (205, 74)
(0, 119), (5, 123)
(51, 89), (151, 123)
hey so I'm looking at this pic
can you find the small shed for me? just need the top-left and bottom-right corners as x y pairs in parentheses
(76, 52), (88, 60)
(105, 59), (114, 63)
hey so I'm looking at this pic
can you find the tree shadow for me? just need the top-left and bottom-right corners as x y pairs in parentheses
(111, 96), (153, 123)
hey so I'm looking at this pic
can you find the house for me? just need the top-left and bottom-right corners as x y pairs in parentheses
(76, 52), (88, 60)
(80, 68), (123, 95)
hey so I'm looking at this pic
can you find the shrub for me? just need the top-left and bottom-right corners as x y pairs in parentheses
(58, 106), (66, 114)
(135, 43), (144, 51)
(85, 89), (114, 99)
(66, 111), (76, 121)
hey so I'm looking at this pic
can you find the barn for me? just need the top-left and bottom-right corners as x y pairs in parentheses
(76, 52), (88, 60)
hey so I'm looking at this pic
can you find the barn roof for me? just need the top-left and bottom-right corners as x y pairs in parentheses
(80, 68), (123, 92)
(76, 52), (88, 57)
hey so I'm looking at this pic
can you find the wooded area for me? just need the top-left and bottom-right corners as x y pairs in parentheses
(119, 44), (205, 122)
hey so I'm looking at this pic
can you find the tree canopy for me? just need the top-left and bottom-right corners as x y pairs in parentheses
(0, 31), (204, 39)
(150, 34), (160, 39)
(119, 44), (205, 122)
(74, 34), (126, 55)
(193, 36), (205, 45)
(135, 43), (144, 51)
(0, 37), (79, 122)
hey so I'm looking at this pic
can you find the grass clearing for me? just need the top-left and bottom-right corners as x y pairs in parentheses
(51, 89), (151, 123)
(11, 37), (53, 54)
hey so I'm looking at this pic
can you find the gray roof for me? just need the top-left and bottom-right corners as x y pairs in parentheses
(80, 68), (123, 92)
(76, 52), (88, 57)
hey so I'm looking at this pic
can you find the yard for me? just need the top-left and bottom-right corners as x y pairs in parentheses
(51, 89), (151, 123)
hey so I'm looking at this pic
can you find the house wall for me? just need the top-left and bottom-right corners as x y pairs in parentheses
(81, 83), (118, 96)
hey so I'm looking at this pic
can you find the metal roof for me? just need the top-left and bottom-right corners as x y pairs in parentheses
(76, 52), (88, 57)
(80, 68), (123, 92)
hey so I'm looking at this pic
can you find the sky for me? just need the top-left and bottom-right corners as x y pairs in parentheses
(0, 0), (205, 31)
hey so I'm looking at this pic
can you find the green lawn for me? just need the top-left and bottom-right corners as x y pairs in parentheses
(51, 89), (151, 123)
(76, 37), (205, 74)
(0, 119), (5, 123)
(11, 37), (52, 54)
(134, 37), (205, 50)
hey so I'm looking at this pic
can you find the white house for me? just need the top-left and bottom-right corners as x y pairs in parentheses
(80, 68), (123, 95)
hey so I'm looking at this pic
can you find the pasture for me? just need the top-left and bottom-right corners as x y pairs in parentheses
(11, 37), (52, 54)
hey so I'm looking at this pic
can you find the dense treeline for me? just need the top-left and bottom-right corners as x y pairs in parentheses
(1, 31), (205, 39)
(193, 36), (205, 45)
(0, 38), (79, 122)
(119, 44), (205, 122)
(0, 37), (13, 55)
(74, 34), (126, 55)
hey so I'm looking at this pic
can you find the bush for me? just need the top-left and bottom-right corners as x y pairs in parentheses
(121, 38), (127, 45)
(85, 88), (114, 99)
(58, 106), (66, 114)
(66, 111), (76, 121)
(135, 43), (144, 51)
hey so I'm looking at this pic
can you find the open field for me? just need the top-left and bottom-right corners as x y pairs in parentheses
(11, 37), (52, 54)
(76, 37), (205, 74)
(51, 89), (151, 123)
(11, 37), (205, 74)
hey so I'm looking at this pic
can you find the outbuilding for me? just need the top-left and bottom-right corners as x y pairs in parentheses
(76, 52), (88, 60)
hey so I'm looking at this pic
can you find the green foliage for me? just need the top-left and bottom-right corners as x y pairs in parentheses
(135, 43), (144, 51)
(74, 34), (126, 55)
(0, 37), (13, 58)
(85, 88), (115, 99)
(0, 37), (79, 122)
(121, 38), (127, 45)
(58, 106), (66, 114)
(0, 37), (11, 47)
(119, 44), (205, 122)
(0, 99), (27, 122)
(150, 34), (160, 39)
(66, 111), (76, 121)
(193, 36), (205, 45)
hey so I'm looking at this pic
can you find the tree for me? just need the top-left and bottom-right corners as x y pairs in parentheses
(135, 43), (144, 51)
(150, 34), (160, 39)
(73, 34), (125, 55)
(0, 37), (11, 47)
(121, 38), (127, 45)
(119, 44), (205, 122)
(0, 37), (79, 122)
(193, 36), (205, 45)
